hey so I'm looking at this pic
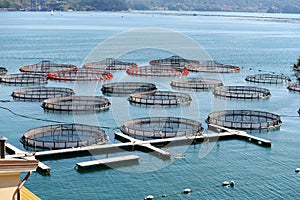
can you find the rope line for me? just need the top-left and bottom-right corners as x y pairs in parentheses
(0, 105), (120, 130)
(148, 183), (225, 199)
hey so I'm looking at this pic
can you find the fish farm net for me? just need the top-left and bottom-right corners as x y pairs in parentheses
(206, 110), (282, 130)
(83, 58), (137, 70)
(128, 91), (192, 106)
(19, 60), (78, 73)
(186, 61), (241, 73)
(171, 78), (223, 90)
(287, 82), (300, 92)
(47, 68), (113, 82)
(101, 82), (157, 96)
(42, 96), (110, 112)
(20, 123), (108, 150)
(149, 56), (200, 66)
(213, 86), (271, 99)
(126, 65), (189, 77)
(0, 73), (47, 85)
(0, 67), (7, 75)
(120, 117), (203, 139)
(12, 86), (75, 101)
(245, 74), (291, 84)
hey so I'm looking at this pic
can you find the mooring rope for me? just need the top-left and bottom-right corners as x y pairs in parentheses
(0, 105), (120, 130)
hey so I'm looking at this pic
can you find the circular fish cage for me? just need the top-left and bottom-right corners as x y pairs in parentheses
(47, 68), (113, 82)
(12, 86), (75, 101)
(149, 56), (200, 66)
(128, 91), (192, 106)
(245, 74), (291, 84)
(126, 65), (189, 77)
(120, 117), (203, 139)
(0, 73), (47, 85)
(187, 61), (241, 73)
(20, 123), (109, 150)
(171, 78), (223, 90)
(19, 60), (78, 73)
(42, 96), (110, 112)
(287, 82), (300, 92)
(83, 58), (137, 70)
(0, 67), (8, 75)
(206, 110), (282, 130)
(101, 82), (157, 96)
(213, 86), (271, 99)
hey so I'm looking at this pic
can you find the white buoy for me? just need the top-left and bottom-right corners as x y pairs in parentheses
(295, 168), (300, 173)
(144, 195), (154, 200)
(183, 188), (191, 194)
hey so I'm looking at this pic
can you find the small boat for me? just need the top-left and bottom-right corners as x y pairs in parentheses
(295, 168), (300, 173)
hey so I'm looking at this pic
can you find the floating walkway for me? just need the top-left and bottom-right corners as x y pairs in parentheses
(76, 155), (140, 171)
(4, 125), (271, 175)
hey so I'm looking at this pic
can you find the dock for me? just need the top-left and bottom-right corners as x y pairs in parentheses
(76, 155), (140, 171)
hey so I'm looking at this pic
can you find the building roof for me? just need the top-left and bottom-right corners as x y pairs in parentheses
(0, 159), (38, 172)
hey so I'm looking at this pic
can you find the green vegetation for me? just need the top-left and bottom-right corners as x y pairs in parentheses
(1, 0), (300, 13)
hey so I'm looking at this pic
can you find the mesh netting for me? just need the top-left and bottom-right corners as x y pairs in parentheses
(0, 73), (47, 85)
(171, 78), (223, 90)
(128, 91), (192, 105)
(20, 123), (108, 150)
(149, 55), (200, 66)
(287, 82), (300, 92)
(47, 68), (113, 82)
(19, 60), (78, 73)
(120, 117), (203, 139)
(186, 61), (241, 73)
(83, 58), (137, 70)
(0, 67), (7, 75)
(42, 96), (110, 112)
(207, 110), (282, 130)
(126, 65), (189, 77)
(245, 74), (291, 84)
(213, 86), (271, 99)
(101, 82), (157, 96)
(12, 86), (75, 101)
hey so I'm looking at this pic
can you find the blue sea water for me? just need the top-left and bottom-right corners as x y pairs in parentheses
(0, 11), (300, 199)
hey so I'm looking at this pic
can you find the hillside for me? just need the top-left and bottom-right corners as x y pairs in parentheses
(1, 0), (300, 13)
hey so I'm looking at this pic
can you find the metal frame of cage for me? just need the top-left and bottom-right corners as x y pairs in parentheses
(47, 68), (113, 82)
(19, 60), (78, 73)
(207, 110), (282, 130)
(128, 91), (192, 105)
(213, 86), (271, 99)
(101, 82), (157, 96)
(0, 73), (47, 85)
(287, 82), (300, 92)
(20, 123), (108, 150)
(126, 65), (189, 77)
(12, 86), (75, 101)
(42, 96), (111, 112)
(83, 58), (137, 70)
(171, 78), (223, 90)
(245, 74), (291, 84)
(120, 117), (203, 139)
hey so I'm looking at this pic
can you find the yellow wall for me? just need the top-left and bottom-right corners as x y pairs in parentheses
(0, 172), (20, 200)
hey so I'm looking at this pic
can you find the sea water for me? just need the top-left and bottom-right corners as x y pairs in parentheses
(0, 11), (299, 199)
